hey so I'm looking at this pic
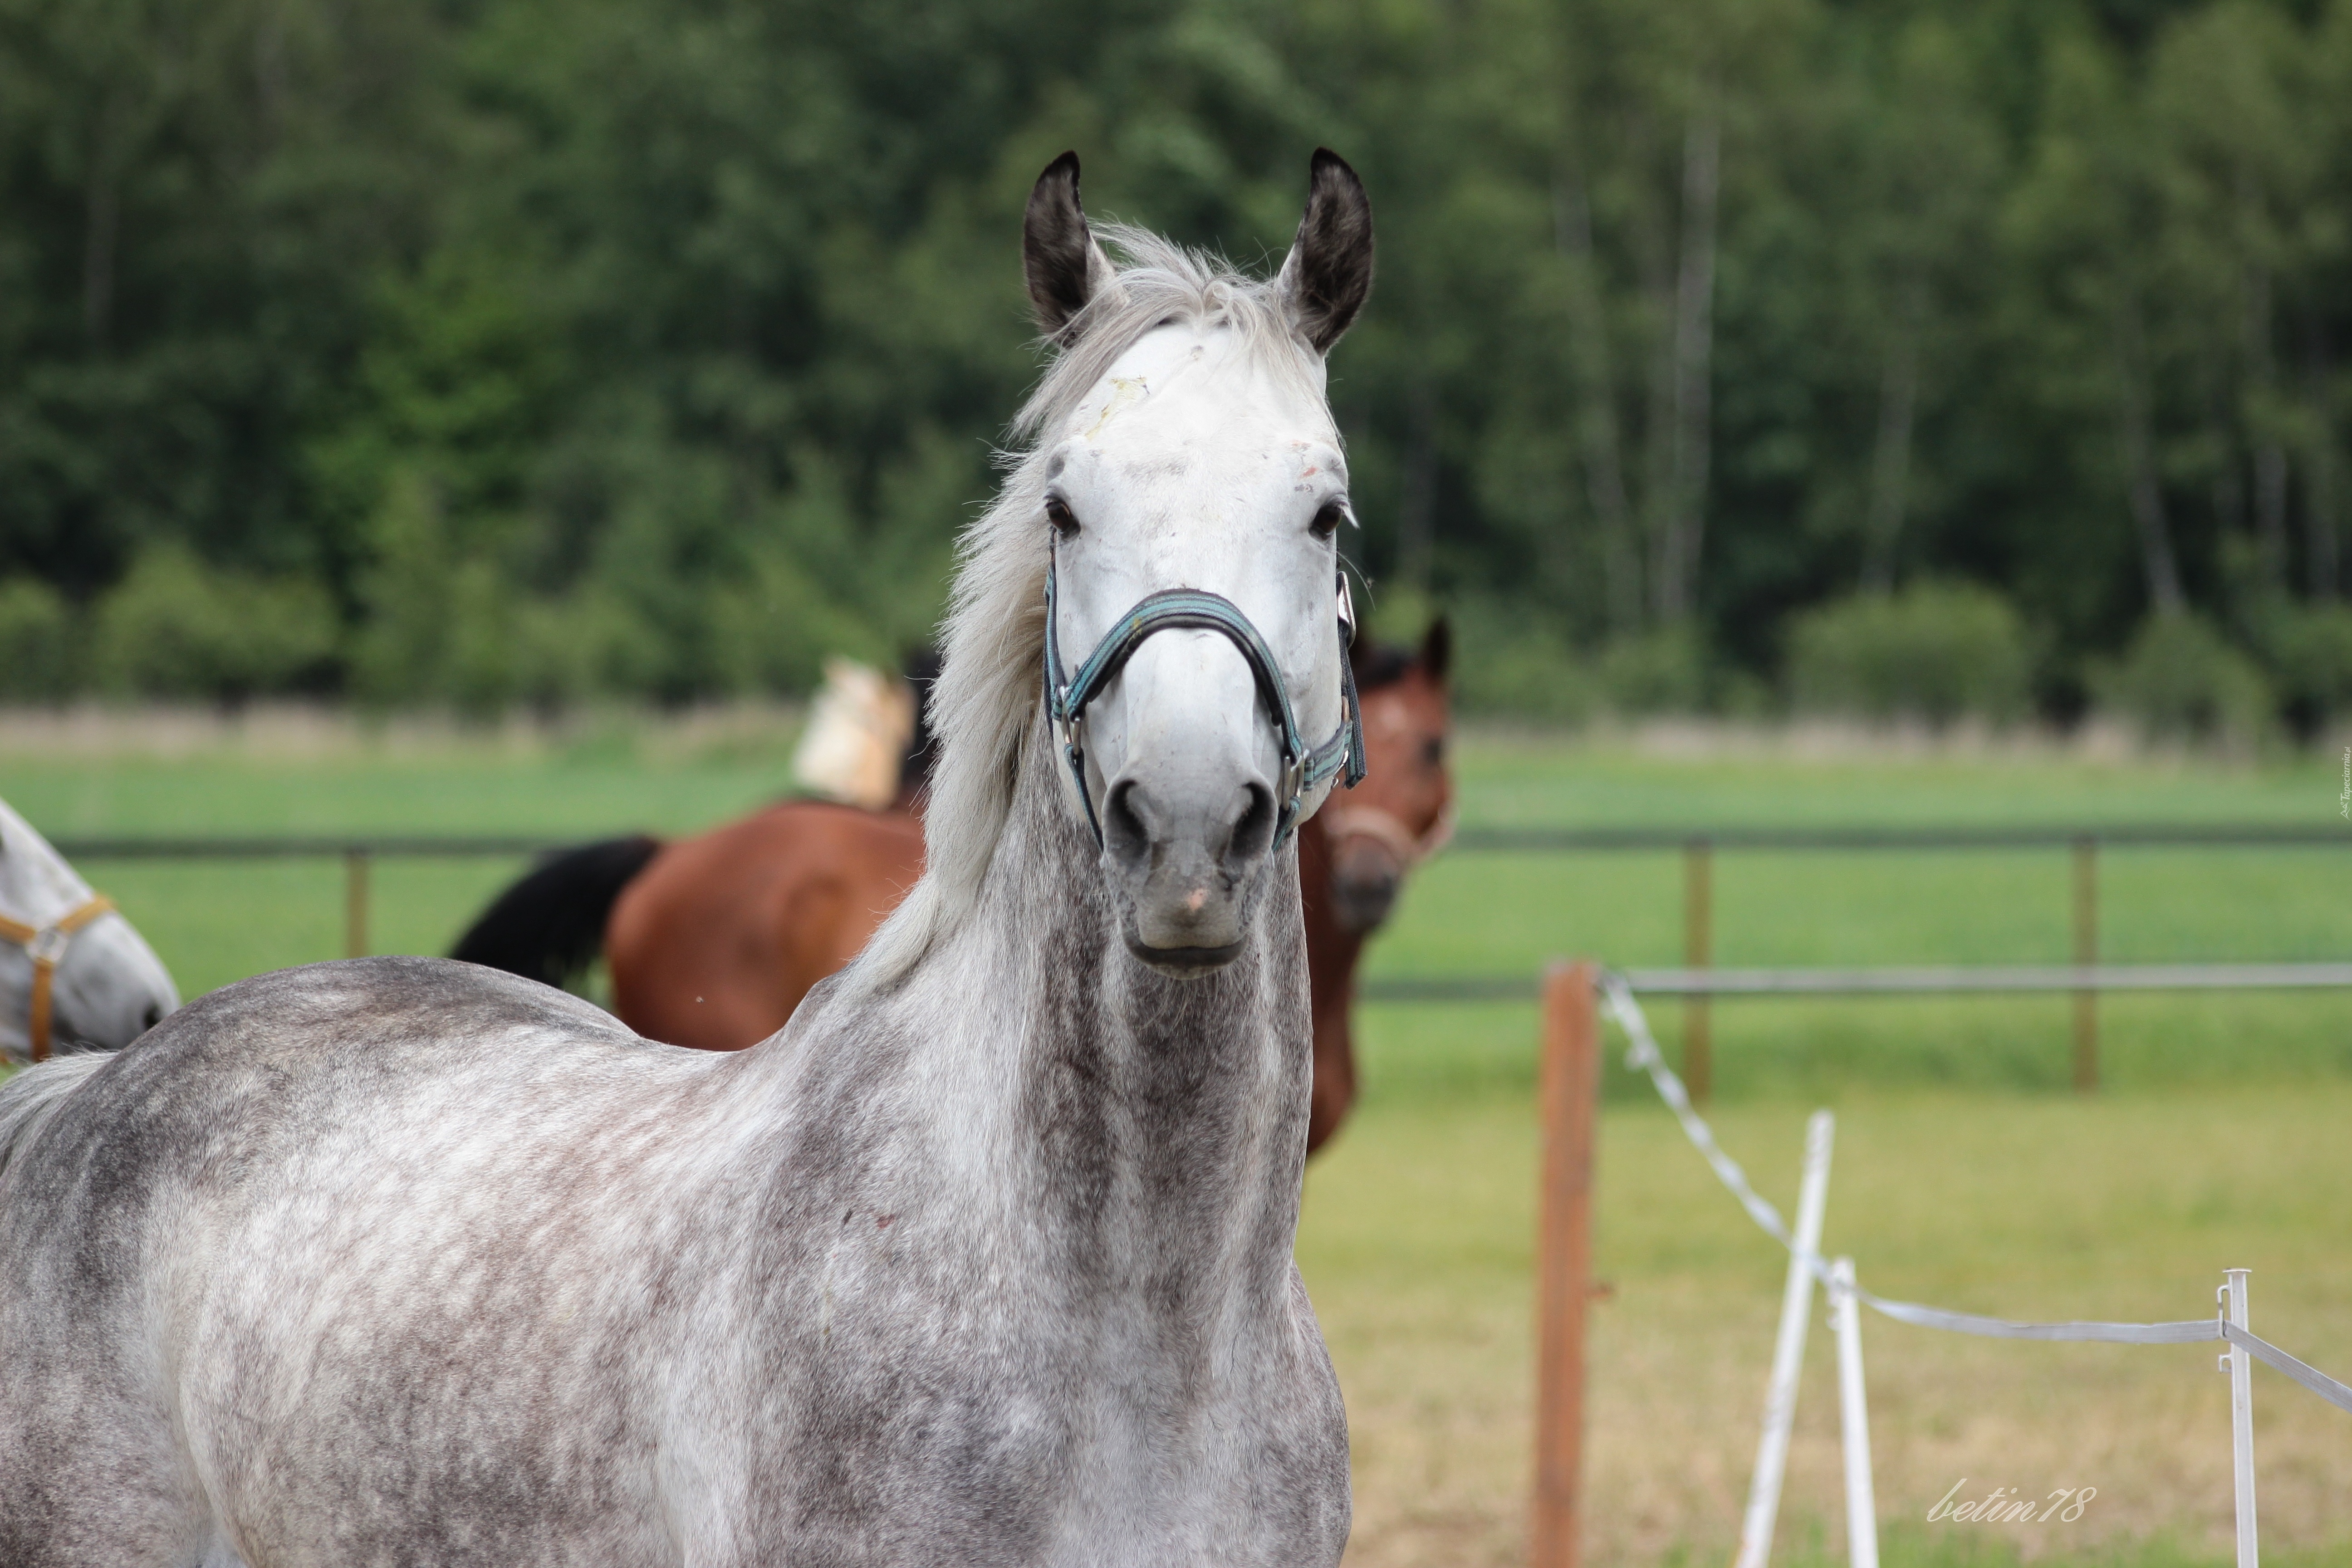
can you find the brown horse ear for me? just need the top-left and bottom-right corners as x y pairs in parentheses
(1420, 617), (1451, 683)
(1277, 149), (1374, 353)
(1024, 152), (1121, 344)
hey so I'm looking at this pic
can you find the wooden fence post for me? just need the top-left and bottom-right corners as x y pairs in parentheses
(2072, 836), (2097, 1093)
(345, 848), (370, 960)
(1533, 960), (1601, 1568)
(1683, 838), (1713, 1103)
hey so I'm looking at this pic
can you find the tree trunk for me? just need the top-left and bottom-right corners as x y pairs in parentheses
(1554, 172), (1641, 635)
(2114, 302), (2185, 616)
(83, 164), (118, 350)
(1395, 382), (1437, 593)
(1661, 100), (1720, 623)
(2254, 443), (2289, 584)
(1630, 117), (1677, 626)
(2306, 328), (2341, 601)
(2206, 378), (2245, 545)
(2244, 265), (2288, 590)
(1862, 276), (1923, 593)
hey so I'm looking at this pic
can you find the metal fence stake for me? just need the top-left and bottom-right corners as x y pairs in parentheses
(2223, 1269), (2258, 1568)
(345, 849), (370, 960)
(1831, 1257), (1878, 1568)
(2073, 836), (2098, 1092)
(1532, 961), (1601, 1568)
(1734, 1109), (1836, 1568)
(1684, 837), (1713, 1103)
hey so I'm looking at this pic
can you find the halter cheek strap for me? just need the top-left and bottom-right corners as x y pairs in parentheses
(0, 895), (116, 1063)
(1045, 551), (1366, 849)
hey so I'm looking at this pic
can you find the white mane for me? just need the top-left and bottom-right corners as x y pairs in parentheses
(856, 226), (1327, 987)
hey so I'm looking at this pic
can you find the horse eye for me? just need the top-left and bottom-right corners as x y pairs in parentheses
(1422, 736), (1445, 768)
(1310, 502), (1346, 541)
(1045, 496), (1079, 537)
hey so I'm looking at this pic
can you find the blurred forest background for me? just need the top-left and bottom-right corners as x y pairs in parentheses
(4, 0), (2352, 741)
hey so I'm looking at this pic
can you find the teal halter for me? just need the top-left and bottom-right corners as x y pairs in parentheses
(1045, 552), (1366, 849)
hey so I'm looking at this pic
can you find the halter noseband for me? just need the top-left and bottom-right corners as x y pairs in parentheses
(1045, 549), (1367, 849)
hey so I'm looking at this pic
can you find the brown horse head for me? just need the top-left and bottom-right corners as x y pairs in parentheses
(1320, 618), (1453, 933)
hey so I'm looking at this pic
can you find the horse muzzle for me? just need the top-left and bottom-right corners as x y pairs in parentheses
(1320, 800), (1453, 935)
(1046, 558), (1365, 979)
(1103, 759), (1277, 975)
(1328, 838), (1402, 934)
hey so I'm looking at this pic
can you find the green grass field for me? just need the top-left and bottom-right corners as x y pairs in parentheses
(8, 721), (2344, 1100)
(4, 717), (2347, 1564)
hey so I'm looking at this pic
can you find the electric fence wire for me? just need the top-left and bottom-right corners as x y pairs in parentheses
(1594, 970), (2352, 1415)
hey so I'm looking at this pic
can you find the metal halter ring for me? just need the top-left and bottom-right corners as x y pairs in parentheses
(1044, 547), (1366, 849)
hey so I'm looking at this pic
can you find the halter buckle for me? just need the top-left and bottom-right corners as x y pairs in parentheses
(26, 924), (69, 966)
(1279, 753), (1308, 815)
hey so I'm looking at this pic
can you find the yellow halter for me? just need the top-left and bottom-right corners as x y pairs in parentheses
(0, 895), (116, 1063)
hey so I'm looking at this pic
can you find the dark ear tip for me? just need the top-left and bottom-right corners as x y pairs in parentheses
(1031, 152), (1082, 208)
(1309, 149), (1366, 200)
(1422, 616), (1452, 679)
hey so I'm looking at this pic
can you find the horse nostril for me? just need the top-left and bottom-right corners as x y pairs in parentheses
(142, 1003), (163, 1033)
(1225, 782), (1276, 867)
(1102, 778), (1152, 864)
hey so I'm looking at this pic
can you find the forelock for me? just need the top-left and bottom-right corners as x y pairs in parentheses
(1010, 226), (1325, 445)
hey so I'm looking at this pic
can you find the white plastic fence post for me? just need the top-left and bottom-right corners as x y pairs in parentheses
(1831, 1257), (1878, 1568)
(1733, 1110), (1835, 1568)
(2222, 1269), (2258, 1568)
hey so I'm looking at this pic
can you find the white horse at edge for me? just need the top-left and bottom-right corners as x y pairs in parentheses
(0, 795), (178, 1065)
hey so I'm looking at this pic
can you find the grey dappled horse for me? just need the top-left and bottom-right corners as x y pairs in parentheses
(0, 796), (177, 1065)
(0, 149), (1376, 1566)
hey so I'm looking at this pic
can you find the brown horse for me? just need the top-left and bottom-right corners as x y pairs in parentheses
(454, 624), (1450, 1152)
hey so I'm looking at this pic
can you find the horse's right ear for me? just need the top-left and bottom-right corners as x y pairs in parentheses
(1024, 152), (1120, 345)
(1277, 149), (1374, 354)
(1420, 617), (1451, 683)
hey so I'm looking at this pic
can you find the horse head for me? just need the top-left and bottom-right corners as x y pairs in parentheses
(1020, 150), (1374, 976)
(0, 797), (179, 1061)
(1321, 618), (1454, 933)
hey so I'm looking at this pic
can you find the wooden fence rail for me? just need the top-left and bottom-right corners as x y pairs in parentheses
(56, 826), (2352, 1060)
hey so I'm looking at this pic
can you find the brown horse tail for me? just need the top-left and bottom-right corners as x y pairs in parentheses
(449, 836), (663, 991)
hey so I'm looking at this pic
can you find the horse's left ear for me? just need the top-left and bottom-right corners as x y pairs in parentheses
(1420, 617), (1451, 683)
(1278, 149), (1374, 354)
(1024, 152), (1122, 346)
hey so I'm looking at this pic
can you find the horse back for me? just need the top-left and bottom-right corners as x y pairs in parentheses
(608, 800), (925, 1051)
(0, 956), (737, 1566)
(0, 955), (701, 1347)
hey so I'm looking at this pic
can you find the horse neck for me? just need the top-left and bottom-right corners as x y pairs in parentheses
(1295, 816), (1366, 1014)
(920, 718), (1314, 1303)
